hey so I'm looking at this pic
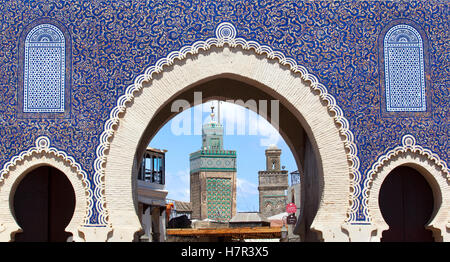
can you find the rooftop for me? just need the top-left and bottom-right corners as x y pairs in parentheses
(229, 212), (268, 223)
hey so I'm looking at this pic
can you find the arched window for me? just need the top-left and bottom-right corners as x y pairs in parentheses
(384, 24), (426, 112)
(23, 24), (65, 113)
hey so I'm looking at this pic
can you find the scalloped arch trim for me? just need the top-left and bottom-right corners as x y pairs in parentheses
(93, 22), (363, 224)
(0, 136), (93, 225)
(363, 134), (449, 220)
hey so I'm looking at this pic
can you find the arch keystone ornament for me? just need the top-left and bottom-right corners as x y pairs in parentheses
(0, 136), (108, 241)
(95, 22), (362, 241)
(360, 134), (450, 242)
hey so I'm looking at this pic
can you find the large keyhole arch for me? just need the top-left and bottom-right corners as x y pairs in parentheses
(103, 46), (353, 241)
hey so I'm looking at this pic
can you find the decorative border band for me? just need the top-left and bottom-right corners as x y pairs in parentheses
(93, 22), (363, 224)
(0, 136), (93, 225)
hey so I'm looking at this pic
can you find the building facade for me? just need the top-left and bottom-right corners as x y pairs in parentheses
(0, 0), (448, 241)
(189, 107), (237, 222)
(258, 145), (289, 218)
(136, 148), (167, 242)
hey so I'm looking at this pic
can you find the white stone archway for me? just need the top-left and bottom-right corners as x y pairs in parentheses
(0, 136), (91, 242)
(365, 135), (450, 242)
(100, 23), (361, 242)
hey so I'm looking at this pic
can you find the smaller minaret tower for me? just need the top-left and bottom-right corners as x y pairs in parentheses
(258, 145), (289, 218)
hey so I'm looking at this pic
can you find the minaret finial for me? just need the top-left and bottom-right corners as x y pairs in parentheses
(210, 105), (215, 121)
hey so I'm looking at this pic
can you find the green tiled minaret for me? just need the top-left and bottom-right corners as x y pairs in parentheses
(190, 103), (237, 222)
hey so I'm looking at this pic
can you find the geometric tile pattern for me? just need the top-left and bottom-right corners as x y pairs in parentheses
(24, 24), (65, 112)
(206, 178), (232, 221)
(384, 24), (426, 112)
(190, 153), (237, 173)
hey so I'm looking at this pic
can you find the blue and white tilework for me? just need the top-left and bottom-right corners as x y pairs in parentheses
(24, 24), (65, 113)
(384, 25), (426, 112)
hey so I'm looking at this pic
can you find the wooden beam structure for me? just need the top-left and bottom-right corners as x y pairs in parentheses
(167, 226), (282, 240)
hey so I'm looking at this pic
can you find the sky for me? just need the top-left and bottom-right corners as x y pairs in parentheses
(149, 100), (298, 212)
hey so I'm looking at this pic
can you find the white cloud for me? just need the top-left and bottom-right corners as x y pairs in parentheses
(236, 177), (258, 196)
(255, 116), (281, 147)
(165, 169), (190, 202)
(168, 99), (282, 147)
(204, 100), (282, 147)
(236, 177), (259, 212)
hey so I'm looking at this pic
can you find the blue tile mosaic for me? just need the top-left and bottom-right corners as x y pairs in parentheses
(0, 0), (447, 224)
(24, 24), (65, 113)
(384, 24), (426, 112)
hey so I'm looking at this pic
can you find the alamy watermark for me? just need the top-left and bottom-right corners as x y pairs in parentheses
(170, 92), (280, 144)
